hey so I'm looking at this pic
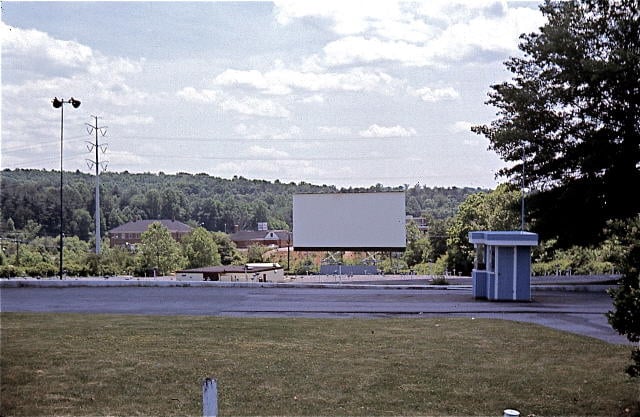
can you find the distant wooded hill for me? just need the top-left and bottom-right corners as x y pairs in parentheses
(1, 169), (485, 239)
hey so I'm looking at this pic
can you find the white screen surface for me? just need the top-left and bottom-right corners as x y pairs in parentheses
(293, 192), (406, 251)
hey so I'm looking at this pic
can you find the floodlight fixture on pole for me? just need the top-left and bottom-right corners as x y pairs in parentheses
(52, 97), (81, 280)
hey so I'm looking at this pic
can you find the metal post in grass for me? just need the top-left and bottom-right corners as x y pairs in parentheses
(202, 377), (217, 417)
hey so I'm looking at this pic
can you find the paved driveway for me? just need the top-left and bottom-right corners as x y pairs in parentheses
(0, 285), (627, 344)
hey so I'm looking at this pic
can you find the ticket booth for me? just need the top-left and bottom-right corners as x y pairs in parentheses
(469, 231), (538, 301)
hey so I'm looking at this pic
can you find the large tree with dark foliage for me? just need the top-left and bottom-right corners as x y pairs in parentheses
(474, 0), (640, 378)
(473, 0), (639, 247)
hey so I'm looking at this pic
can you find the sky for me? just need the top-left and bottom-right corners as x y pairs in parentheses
(1, 1), (546, 189)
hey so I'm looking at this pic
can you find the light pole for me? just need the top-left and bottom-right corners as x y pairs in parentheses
(52, 97), (81, 280)
(521, 144), (526, 231)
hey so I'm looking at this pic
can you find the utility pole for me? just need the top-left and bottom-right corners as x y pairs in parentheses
(521, 145), (526, 231)
(86, 116), (108, 255)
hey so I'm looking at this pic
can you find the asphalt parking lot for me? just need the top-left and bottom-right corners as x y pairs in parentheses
(0, 280), (627, 345)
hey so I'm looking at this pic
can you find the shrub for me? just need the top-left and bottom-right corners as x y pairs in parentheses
(0, 265), (25, 278)
(606, 216), (640, 378)
(413, 261), (447, 276)
(431, 276), (450, 285)
(25, 262), (57, 278)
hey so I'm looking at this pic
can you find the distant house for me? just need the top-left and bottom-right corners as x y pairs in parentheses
(176, 263), (284, 282)
(230, 229), (292, 249)
(108, 219), (192, 247)
(406, 215), (428, 233)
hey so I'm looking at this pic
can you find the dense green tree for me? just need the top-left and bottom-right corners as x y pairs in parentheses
(404, 221), (431, 267)
(21, 220), (42, 242)
(161, 188), (186, 220)
(290, 257), (317, 275)
(62, 236), (92, 276)
(127, 194), (148, 220)
(267, 218), (290, 231)
(192, 198), (222, 231)
(406, 196), (422, 217)
(69, 208), (92, 241)
(211, 232), (242, 266)
(247, 244), (266, 263)
(145, 190), (162, 219)
(446, 185), (521, 274)
(221, 198), (251, 231)
(100, 242), (137, 276)
(138, 222), (184, 276)
(250, 200), (269, 227)
(182, 227), (221, 268)
(427, 217), (449, 260)
(473, 0), (640, 247)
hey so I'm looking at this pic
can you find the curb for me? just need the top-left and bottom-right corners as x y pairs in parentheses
(0, 279), (614, 292)
(0, 279), (465, 290)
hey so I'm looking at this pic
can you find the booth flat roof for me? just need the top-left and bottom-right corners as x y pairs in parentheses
(468, 231), (538, 246)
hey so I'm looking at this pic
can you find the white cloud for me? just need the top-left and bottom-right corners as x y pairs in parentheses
(448, 120), (487, 147)
(95, 81), (149, 106)
(108, 150), (149, 166)
(274, 0), (404, 35)
(318, 126), (352, 136)
(111, 114), (155, 126)
(300, 94), (325, 104)
(322, 36), (435, 67)
(450, 120), (488, 147)
(177, 87), (290, 118)
(176, 87), (219, 103)
(359, 124), (416, 138)
(234, 123), (250, 136)
(412, 86), (460, 102)
(425, 7), (543, 62)
(214, 67), (397, 95)
(272, 125), (302, 139)
(214, 69), (289, 95)
(275, 1), (545, 67)
(1, 22), (142, 81)
(449, 120), (475, 133)
(235, 124), (301, 139)
(247, 145), (290, 158)
(1, 20), (150, 157)
(1, 21), (93, 73)
(215, 159), (322, 182)
(222, 96), (290, 118)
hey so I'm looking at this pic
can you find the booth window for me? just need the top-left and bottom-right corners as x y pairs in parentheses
(487, 246), (494, 272)
(475, 244), (486, 270)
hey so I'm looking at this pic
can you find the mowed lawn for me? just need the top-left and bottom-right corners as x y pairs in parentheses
(1, 313), (637, 416)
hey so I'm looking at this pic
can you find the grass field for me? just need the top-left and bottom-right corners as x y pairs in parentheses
(1, 313), (638, 416)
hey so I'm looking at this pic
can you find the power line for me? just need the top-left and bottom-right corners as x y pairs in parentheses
(2, 135), (88, 154)
(4, 152), (90, 168)
(113, 133), (466, 143)
(116, 135), (403, 142)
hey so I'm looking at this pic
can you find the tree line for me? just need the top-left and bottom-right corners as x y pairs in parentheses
(0, 168), (484, 277)
(1, 168), (480, 239)
(0, 170), (628, 280)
